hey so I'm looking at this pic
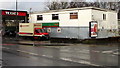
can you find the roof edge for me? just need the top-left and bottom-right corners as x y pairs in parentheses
(31, 7), (117, 14)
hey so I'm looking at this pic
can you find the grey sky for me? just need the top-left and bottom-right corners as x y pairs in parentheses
(0, 2), (48, 12)
(0, 0), (50, 12)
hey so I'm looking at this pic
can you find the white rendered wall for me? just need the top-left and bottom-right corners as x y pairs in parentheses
(59, 10), (79, 27)
(78, 9), (92, 27)
(92, 10), (118, 29)
(30, 9), (92, 27)
(92, 10), (107, 29)
(30, 9), (117, 29)
(30, 14), (37, 23)
(106, 12), (118, 29)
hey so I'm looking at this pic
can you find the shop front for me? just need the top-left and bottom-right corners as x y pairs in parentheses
(0, 10), (28, 36)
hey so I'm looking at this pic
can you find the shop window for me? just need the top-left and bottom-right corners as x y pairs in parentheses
(52, 14), (59, 20)
(37, 15), (43, 20)
(103, 14), (106, 20)
(70, 12), (78, 19)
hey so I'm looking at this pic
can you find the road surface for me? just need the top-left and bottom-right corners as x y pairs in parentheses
(2, 37), (120, 67)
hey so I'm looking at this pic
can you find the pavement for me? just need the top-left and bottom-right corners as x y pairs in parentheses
(17, 41), (75, 46)
(3, 36), (120, 46)
(2, 37), (77, 46)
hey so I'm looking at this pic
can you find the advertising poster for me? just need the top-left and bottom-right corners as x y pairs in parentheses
(89, 21), (98, 37)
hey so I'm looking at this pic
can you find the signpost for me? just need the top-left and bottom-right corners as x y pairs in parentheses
(16, 0), (18, 40)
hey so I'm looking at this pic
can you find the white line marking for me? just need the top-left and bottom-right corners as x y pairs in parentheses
(42, 55), (53, 58)
(93, 51), (100, 53)
(102, 51), (113, 53)
(16, 50), (38, 56)
(113, 52), (119, 55)
(60, 57), (100, 66)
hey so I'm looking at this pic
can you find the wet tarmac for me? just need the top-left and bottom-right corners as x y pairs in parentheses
(2, 37), (120, 67)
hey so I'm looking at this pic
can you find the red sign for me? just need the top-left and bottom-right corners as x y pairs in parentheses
(34, 24), (42, 26)
(2, 11), (27, 16)
(20, 25), (29, 27)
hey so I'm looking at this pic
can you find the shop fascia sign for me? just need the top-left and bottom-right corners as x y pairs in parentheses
(42, 22), (59, 27)
(2, 11), (26, 16)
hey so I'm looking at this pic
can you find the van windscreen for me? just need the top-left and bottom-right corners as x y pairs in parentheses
(35, 29), (46, 33)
